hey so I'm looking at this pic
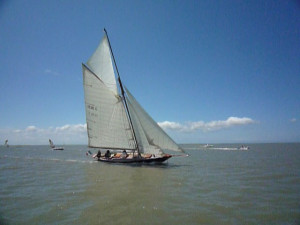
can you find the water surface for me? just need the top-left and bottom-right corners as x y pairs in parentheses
(0, 143), (299, 224)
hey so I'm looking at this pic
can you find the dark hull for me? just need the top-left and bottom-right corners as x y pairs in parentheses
(97, 155), (172, 164)
(52, 147), (64, 150)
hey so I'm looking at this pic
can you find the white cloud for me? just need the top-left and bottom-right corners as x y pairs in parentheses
(13, 129), (22, 133)
(1, 124), (87, 145)
(158, 117), (255, 132)
(55, 124), (86, 133)
(157, 121), (182, 130)
(55, 124), (71, 132)
(44, 69), (60, 76)
(25, 125), (39, 132)
(290, 118), (297, 123)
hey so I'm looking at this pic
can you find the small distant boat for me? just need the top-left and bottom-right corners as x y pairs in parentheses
(82, 29), (188, 164)
(238, 145), (249, 150)
(49, 139), (64, 150)
(4, 139), (9, 147)
(204, 144), (213, 148)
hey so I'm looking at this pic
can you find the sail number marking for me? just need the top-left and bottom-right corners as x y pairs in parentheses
(87, 104), (98, 117)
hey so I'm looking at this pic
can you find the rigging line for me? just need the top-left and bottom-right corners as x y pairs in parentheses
(103, 28), (140, 156)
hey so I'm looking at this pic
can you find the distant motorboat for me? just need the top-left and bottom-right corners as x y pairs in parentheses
(204, 144), (214, 148)
(49, 139), (64, 150)
(238, 145), (249, 150)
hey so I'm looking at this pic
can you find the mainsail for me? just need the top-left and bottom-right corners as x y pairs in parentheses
(82, 65), (135, 149)
(82, 30), (186, 156)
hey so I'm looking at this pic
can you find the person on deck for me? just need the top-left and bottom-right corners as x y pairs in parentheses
(105, 150), (111, 158)
(96, 150), (101, 159)
(121, 150), (128, 159)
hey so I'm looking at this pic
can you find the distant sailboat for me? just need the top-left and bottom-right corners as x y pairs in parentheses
(82, 29), (188, 163)
(49, 139), (64, 150)
(4, 139), (9, 147)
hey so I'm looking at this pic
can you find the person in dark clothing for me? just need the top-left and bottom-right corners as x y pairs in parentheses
(96, 150), (101, 159)
(104, 150), (111, 158)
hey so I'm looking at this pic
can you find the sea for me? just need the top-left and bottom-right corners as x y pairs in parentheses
(0, 143), (299, 225)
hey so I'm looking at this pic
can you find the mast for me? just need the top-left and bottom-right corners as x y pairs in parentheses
(103, 28), (140, 156)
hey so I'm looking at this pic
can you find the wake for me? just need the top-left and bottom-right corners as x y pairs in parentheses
(0, 155), (95, 164)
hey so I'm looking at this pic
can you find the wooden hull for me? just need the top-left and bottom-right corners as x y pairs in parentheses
(97, 154), (172, 164)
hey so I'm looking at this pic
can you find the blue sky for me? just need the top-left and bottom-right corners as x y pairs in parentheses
(0, 0), (299, 145)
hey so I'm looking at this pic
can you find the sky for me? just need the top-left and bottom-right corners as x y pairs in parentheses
(0, 0), (299, 145)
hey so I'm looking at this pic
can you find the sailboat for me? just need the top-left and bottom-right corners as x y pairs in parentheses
(82, 29), (188, 163)
(4, 140), (9, 147)
(49, 139), (64, 150)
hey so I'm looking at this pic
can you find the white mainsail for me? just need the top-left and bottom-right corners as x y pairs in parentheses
(82, 31), (186, 156)
(82, 65), (135, 149)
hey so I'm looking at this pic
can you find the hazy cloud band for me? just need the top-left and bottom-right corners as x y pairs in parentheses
(158, 117), (255, 132)
(1, 117), (255, 144)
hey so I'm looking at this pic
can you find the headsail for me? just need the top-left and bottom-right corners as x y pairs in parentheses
(125, 87), (185, 154)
